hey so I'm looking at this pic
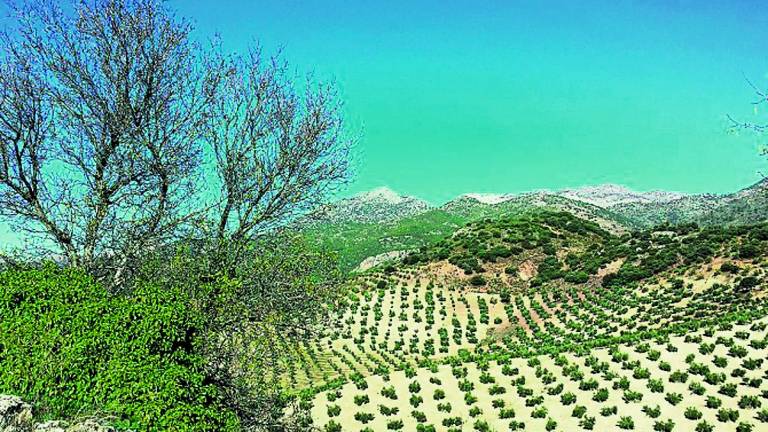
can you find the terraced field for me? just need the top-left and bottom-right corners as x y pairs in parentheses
(282, 212), (768, 431)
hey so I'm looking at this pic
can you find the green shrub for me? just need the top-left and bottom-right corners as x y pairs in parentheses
(653, 419), (675, 432)
(324, 421), (342, 432)
(564, 271), (589, 284)
(643, 405), (661, 418)
(0, 265), (239, 431)
(618, 416), (635, 430)
(327, 404), (341, 417)
(381, 385), (397, 399)
(684, 406), (702, 420)
(665, 392), (683, 406)
(545, 418), (557, 431)
(433, 389), (446, 400)
(499, 408), (515, 419)
(706, 397), (722, 409)
(579, 415), (596, 430)
(717, 408), (740, 423)
(499, 288), (511, 303)
(469, 275), (487, 286)
(737, 276), (760, 292)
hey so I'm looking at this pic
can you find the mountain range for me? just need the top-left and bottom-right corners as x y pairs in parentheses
(306, 187), (430, 225)
(303, 178), (768, 270)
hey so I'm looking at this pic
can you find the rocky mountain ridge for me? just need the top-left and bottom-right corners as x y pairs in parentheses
(306, 187), (432, 225)
(608, 177), (768, 228)
(319, 179), (768, 228)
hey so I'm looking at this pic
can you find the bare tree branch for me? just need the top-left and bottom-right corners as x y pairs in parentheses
(205, 47), (354, 263)
(0, 0), (226, 283)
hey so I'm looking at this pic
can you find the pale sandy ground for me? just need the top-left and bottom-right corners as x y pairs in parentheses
(312, 317), (768, 431)
(597, 258), (625, 278)
(518, 260), (537, 281)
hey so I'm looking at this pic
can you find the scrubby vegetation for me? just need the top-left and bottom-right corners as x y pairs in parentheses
(0, 265), (240, 430)
(0, 234), (343, 430)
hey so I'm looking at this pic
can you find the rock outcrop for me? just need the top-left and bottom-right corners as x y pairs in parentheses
(0, 396), (114, 432)
(0, 396), (33, 430)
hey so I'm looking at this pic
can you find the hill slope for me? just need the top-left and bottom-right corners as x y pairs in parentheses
(285, 211), (768, 432)
(302, 179), (768, 271)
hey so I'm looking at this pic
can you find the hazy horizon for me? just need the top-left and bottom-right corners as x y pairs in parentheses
(162, 0), (768, 205)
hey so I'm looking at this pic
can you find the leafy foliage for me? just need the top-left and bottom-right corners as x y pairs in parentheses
(0, 265), (240, 431)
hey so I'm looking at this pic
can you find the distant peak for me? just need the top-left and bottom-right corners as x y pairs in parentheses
(355, 187), (406, 204)
(749, 176), (768, 189)
(733, 176), (768, 197)
(559, 183), (685, 207)
(563, 184), (634, 194)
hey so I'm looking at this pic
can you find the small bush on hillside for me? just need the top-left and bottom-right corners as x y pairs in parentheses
(737, 276), (760, 292)
(324, 421), (342, 432)
(469, 275), (487, 286)
(618, 416), (635, 430)
(653, 419), (675, 432)
(572, 405), (587, 418)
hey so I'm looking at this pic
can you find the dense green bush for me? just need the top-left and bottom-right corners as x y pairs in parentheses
(0, 265), (240, 431)
(564, 271), (589, 284)
(469, 275), (487, 286)
(737, 276), (760, 293)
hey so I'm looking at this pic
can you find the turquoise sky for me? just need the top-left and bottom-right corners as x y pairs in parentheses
(167, 0), (768, 204)
(2, 1), (768, 247)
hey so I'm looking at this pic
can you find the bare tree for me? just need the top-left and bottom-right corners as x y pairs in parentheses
(0, 0), (353, 285)
(729, 75), (768, 133)
(205, 47), (352, 267)
(1, 1), (354, 428)
(0, 0), (221, 283)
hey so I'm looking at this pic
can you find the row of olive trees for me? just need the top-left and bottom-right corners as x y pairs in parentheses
(0, 0), (352, 287)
